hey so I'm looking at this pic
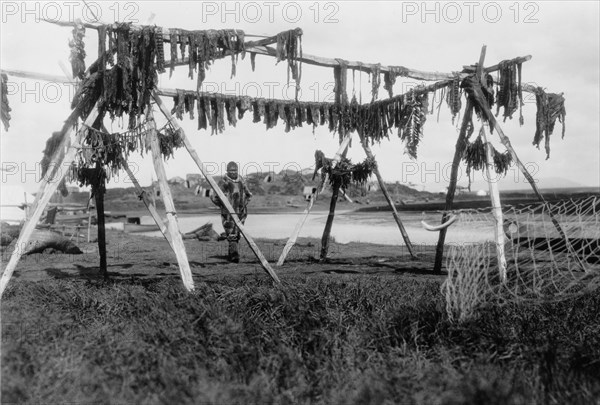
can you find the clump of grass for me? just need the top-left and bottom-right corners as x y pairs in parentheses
(2, 277), (599, 404)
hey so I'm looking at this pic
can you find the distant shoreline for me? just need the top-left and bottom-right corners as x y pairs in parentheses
(357, 190), (600, 213)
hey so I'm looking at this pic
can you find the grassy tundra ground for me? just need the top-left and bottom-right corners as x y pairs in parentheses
(2, 274), (599, 404)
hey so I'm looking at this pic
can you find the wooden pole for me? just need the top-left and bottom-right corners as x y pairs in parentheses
(0, 102), (100, 298)
(433, 100), (475, 273)
(1, 68), (547, 113)
(276, 190), (316, 266)
(480, 125), (507, 281)
(152, 92), (281, 283)
(123, 163), (172, 248)
(359, 135), (416, 258)
(277, 133), (353, 266)
(467, 84), (588, 273)
(41, 18), (531, 82)
(92, 163), (108, 279)
(320, 179), (342, 260)
(147, 108), (195, 292)
(433, 45), (487, 274)
(320, 133), (349, 260)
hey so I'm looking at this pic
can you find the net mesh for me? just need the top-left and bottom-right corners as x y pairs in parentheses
(442, 194), (600, 322)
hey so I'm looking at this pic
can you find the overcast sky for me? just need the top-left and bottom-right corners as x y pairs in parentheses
(1, 1), (599, 194)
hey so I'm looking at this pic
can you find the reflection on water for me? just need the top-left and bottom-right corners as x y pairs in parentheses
(142, 210), (496, 246)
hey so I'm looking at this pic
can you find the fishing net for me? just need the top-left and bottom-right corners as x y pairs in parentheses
(442, 194), (600, 322)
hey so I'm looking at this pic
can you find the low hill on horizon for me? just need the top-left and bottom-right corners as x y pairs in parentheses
(54, 170), (436, 214)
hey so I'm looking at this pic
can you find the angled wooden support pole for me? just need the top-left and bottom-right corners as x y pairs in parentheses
(99, 125), (170, 247)
(434, 45), (487, 274)
(29, 110), (79, 211)
(0, 103), (101, 298)
(433, 100), (475, 273)
(359, 135), (416, 258)
(123, 163), (171, 248)
(146, 108), (195, 292)
(480, 125), (507, 281)
(152, 92), (281, 283)
(277, 132), (353, 266)
(469, 85), (588, 273)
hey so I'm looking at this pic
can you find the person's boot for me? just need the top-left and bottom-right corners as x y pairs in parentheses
(228, 241), (240, 263)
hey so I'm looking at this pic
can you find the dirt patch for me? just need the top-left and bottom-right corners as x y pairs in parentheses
(1, 230), (445, 286)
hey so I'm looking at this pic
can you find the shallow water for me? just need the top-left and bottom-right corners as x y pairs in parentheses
(142, 210), (496, 246)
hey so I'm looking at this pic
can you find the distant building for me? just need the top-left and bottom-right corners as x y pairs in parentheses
(195, 186), (213, 197)
(442, 185), (470, 195)
(186, 173), (203, 188)
(168, 176), (186, 186)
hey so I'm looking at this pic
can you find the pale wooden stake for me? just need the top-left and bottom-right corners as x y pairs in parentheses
(340, 189), (353, 203)
(277, 133), (353, 266)
(277, 190), (316, 266)
(152, 92), (281, 283)
(0, 103), (100, 298)
(359, 136), (416, 258)
(147, 109), (195, 292)
(480, 125), (507, 281)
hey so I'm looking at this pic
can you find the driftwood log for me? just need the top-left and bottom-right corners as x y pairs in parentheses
(1, 224), (82, 255)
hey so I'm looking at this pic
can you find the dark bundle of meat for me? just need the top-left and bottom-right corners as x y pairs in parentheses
(495, 60), (523, 123)
(98, 23), (161, 129)
(383, 66), (408, 98)
(314, 150), (376, 191)
(397, 90), (428, 159)
(1, 73), (11, 131)
(69, 21), (86, 79)
(463, 131), (512, 179)
(276, 28), (303, 90)
(463, 134), (486, 178)
(172, 89), (186, 120)
(370, 64), (381, 102)
(446, 73), (462, 123)
(158, 124), (184, 159)
(533, 88), (566, 159)
(167, 85), (433, 157)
